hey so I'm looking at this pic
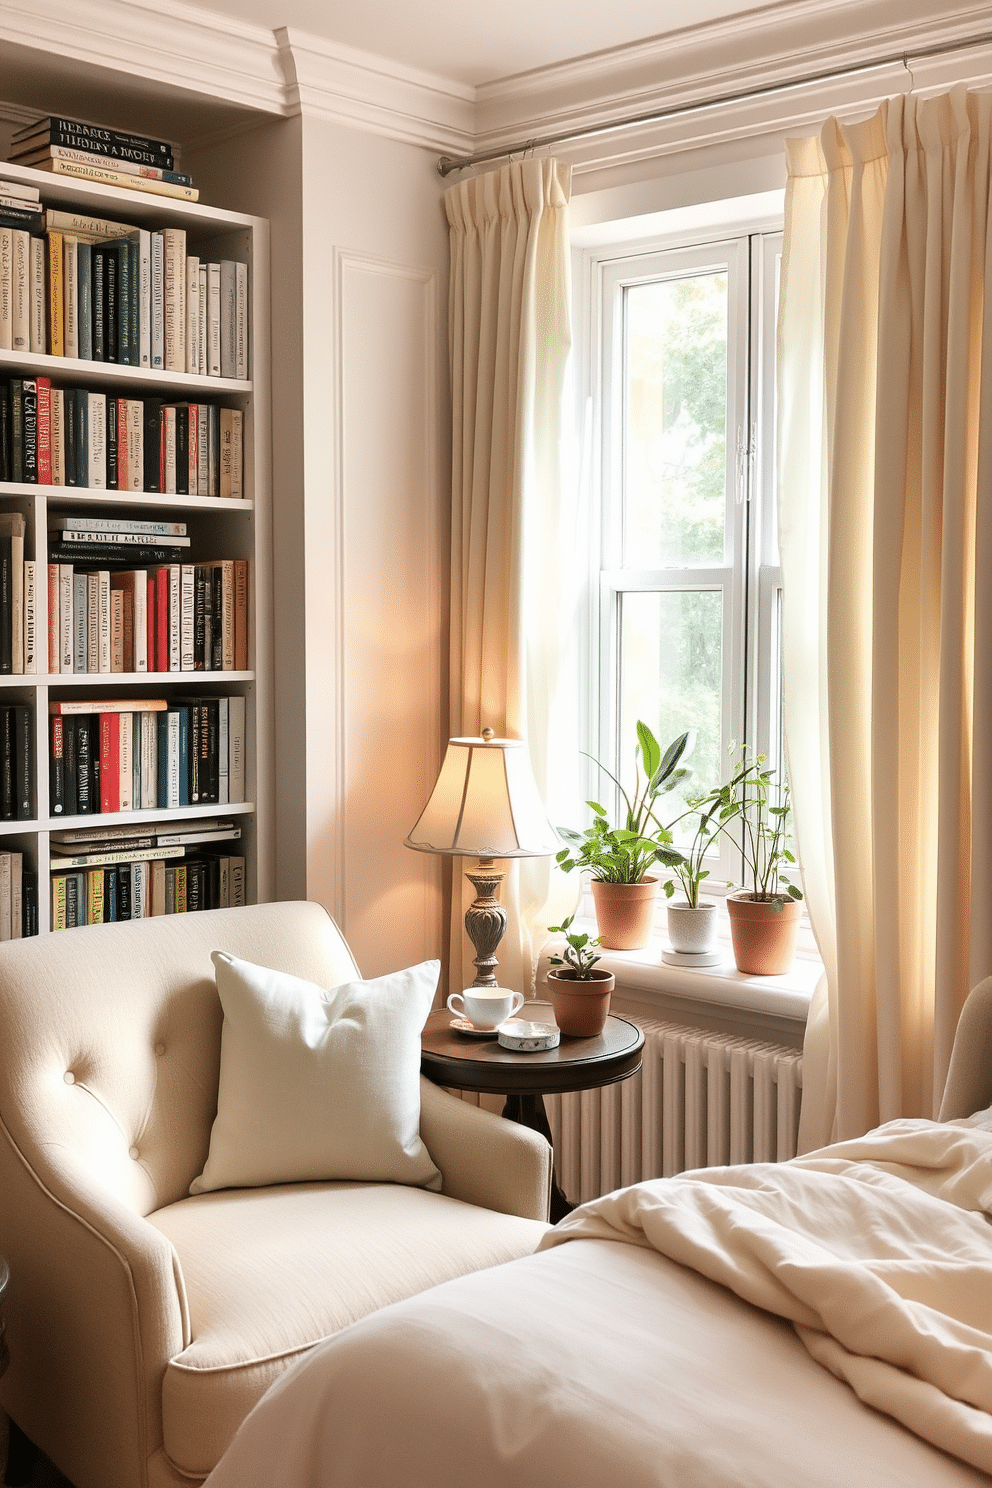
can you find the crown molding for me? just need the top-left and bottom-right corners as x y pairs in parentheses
(276, 29), (474, 153)
(3, 0), (992, 170)
(472, 0), (992, 170)
(0, 0), (289, 115)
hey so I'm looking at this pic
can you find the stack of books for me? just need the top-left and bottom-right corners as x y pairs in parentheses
(49, 696), (247, 815)
(6, 117), (198, 203)
(47, 533), (249, 676)
(49, 817), (245, 928)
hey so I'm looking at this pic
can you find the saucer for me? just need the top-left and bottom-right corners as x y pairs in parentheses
(449, 1017), (500, 1037)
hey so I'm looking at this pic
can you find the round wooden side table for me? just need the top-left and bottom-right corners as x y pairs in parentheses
(421, 1005), (644, 1222)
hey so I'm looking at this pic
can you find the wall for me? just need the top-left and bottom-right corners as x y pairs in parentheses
(188, 116), (450, 979)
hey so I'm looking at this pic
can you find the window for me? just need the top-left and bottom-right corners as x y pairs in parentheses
(579, 221), (784, 886)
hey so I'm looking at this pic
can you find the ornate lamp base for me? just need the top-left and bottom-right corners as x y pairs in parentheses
(464, 859), (507, 988)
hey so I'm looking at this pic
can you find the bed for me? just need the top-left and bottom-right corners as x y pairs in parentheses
(203, 986), (992, 1488)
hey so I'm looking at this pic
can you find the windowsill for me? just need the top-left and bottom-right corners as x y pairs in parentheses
(543, 906), (819, 1047)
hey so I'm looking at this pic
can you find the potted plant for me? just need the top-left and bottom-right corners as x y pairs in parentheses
(545, 914), (615, 1036)
(658, 781), (737, 957)
(556, 725), (692, 950)
(725, 748), (803, 975)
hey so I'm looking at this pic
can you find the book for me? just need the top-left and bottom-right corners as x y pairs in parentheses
(106, 393), (118, 488)
(58, 563), (72, 674)
(43, 209), (139, 243)
(12, 117), (174, 168)
(228, 694), (246, 804)
(220, 260), (238, 379)
(36, 376), (51, 484)
(23, 560), (36, 674)
(50, 515), (188, 537)
(73, 571), (88, 673)
(142, 398), (163, 493)
(0, 232), (12, 348)
(185, 255), (200, 375)
(236, 261), (248, 379)
(49, 698), (168, 715)
(14, 145), (193, 186)
(29, 236), (45, 353)
(24, 158), (198, 202)
(0, 179), (41, 202)
(63, 235), (78, 358)
(206, 262), (220, 377)
(76, 240), (92, 360)
(87, 391), (107, 489)
(13, 705), (32, 818)
(20, 378), (37, 484)
(50, 388), (65, 485)
(49, 842), (185, 869)
(162, 229), (186, 372)
(125, 399), (143, 492)
(49, 529), (189, 548)
(151, 232), (164, 370)
(11, 229), (29, 352)
(138, 229), (151, 368)
(45, 231), (64, 355)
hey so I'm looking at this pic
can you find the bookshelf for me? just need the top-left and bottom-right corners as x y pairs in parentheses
(0, 157), (272, 933)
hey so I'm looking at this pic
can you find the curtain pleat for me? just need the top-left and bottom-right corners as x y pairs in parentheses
(444, 159), (573, 998)
(780, 87), (992, 1147)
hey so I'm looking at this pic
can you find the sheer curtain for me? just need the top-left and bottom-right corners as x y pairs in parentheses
(443, 159), (576, 998)
(779, 86), (992, 1148)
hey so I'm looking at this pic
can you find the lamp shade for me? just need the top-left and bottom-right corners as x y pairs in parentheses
(405, 734), (560, 859)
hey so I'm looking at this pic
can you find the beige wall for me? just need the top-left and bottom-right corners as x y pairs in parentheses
(188, 116), (449, 978)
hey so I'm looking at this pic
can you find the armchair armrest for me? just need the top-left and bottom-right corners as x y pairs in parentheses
(419, 1077), (551, 1222)
(939, 975), (992, 1119)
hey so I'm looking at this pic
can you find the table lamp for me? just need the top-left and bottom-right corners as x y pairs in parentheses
(405, 729), (560, 988)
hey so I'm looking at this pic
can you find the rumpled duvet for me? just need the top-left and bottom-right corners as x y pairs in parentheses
(541, 1118), (992, 1474)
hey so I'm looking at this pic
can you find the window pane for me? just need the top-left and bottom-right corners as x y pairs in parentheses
(619, 591), (724, 816)
(623, 274), (728, 568)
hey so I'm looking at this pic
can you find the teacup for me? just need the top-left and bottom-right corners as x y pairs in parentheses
(447, 986), (525, 1030)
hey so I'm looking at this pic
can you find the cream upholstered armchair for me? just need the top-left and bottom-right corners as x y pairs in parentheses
(0, 901), (552, 1488)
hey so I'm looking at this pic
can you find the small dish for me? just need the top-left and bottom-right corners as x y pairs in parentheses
(449, 1017), (500, 1037)
(497, 1020), (560, 1052)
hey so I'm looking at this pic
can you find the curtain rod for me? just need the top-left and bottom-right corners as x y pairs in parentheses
(436, 28), (992, 177)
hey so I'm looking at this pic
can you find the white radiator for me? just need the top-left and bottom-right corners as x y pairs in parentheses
(545, 1018), (803, 1208)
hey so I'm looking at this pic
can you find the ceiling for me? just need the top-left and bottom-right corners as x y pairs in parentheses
(174, 0), (767, 86)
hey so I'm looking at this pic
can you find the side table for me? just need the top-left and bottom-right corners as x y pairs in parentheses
(421, 1006), (644, 1223)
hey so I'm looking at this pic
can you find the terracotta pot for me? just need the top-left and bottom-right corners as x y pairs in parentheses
(726, 892), (801, 975)
(546, 967), (615, 1037)
(666, 900), (717, 955)
(590, 876), (659, 950)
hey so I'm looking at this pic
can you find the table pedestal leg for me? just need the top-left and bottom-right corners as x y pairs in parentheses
(502, 1092), (573, 1224)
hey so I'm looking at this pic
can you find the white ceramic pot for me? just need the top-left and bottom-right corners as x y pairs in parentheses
(666, 900), (718, 955)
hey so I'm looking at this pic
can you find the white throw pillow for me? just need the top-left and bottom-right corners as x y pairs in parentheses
(190, 952), (442, 1195)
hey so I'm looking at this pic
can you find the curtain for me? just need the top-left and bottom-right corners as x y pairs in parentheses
(443, 158), (575, 998)
(779, 86), (992, 1148)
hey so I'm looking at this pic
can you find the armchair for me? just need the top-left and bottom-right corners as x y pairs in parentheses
(0, 901), (552, 1488)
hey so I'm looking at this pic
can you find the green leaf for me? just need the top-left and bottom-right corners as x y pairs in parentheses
(637, 720), (661, 782)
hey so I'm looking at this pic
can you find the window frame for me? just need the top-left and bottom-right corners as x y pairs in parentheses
(575, 214), (786, 893)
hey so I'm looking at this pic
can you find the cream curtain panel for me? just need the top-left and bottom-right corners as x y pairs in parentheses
(779, 86), (992, 1148)
(443, 159), (573, 998)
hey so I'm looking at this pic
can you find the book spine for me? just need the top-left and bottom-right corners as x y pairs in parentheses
(76, 572), (90, 674)
(142, 399), (162, 494)
(23, 560), (36, 675)
(110, 586), (124, 673)
(198, 266), (207, 383)
(98, 570), (111, 675)
(0, 385), (8, 483)
(162, 229), (186, 372)
(218, 695), (229, 805)
(47, 564), (58, 674)
(25, 145), (191, 184)
(76, 240), (92, 360)
(50, 713), (64, 815)
(180, 564), (195, 671)
(197, 403), (209, 497)
(176, 406), (189, 496)
(220, 408), (234, 499)
(151, 233), (164, 370)
(99, 712), (120, 813)
(51, 872), (67, 929)
(36, 376), (51, 485)
(0, 229), (11, 350)
(207, 262), (220, 377)
(234, 559), (248, 672)
(117, 240), (132, 366)
(10, 527), (23, 676)
(236, 261), (248, 380)
(10, 853), (22, 937)
(46, 232), (64, 356)
(20, 378), (37, 484)
(163, 405), (177, 495)
(59, 564), (73, 674)
(105, 244), (118, 364)
(139, 229), (151, 368)
(105, 394), (117, 490)
(24, 119), (174, 166)
(87, 392), (106, 489)
(185, 256), (199, 375)
(63, 236), (78, 359)
(186, 404), (197, 495)
(14, 706), (31, 819)
(10, 380), (21, 483)
(73, 388), (88, 489)
(220, 260), (237, 379)
(0, 537), (11, 675)
(11, 229), (30, 353)
(228, 694), (246, 804)
(126, 399), (143, 491)
(30, 158), (196, 201)
(29, 236), (45, 353)
(132, 569), (148, 674)
(118, 710), (132, 811)
(141, 708), (157, 808)
(50, 388), (64, 486)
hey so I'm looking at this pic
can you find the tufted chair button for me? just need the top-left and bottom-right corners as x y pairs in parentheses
(63, 1071), (75, 1085)
(155, 1043), (166, 1056)
(129, 1146), (140, 1160)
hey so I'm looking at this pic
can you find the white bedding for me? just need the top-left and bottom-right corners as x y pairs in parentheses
(204, 1119), (992, 1488)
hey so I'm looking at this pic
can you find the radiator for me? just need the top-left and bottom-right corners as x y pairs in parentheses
(545, 1018), (803, 1208)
